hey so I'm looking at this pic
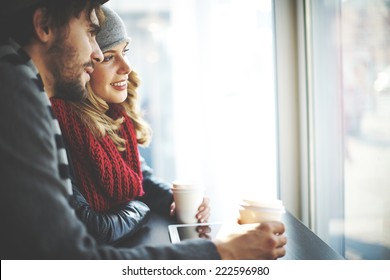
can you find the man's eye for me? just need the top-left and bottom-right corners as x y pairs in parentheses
(88, 24), (100, 37)
(123, 48), (130, 55)
(89, 29), (97, 37)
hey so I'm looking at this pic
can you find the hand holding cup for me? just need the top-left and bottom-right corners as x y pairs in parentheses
(171, 180), (206, 224)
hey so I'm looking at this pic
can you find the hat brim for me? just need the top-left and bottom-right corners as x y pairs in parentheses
(100, 37), (132, 53)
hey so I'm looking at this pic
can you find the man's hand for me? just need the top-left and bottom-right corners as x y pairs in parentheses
(214, 221), (287, 260)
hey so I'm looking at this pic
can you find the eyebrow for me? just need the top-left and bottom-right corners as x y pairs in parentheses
(103, 43), (130, 54)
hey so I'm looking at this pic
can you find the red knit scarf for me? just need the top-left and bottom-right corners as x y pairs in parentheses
(50, 98), (144, 212)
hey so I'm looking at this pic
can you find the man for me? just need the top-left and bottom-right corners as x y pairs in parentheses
(0, 0), (287, 259)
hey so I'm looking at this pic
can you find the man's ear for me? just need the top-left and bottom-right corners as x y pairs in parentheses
(32, 8), (52, 43)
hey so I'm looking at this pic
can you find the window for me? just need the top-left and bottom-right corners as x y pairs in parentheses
(306, 0), (390, 259)
(107, 0), (279, 221)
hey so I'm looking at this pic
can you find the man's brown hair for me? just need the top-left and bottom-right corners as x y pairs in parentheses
(0, 0), (104, 45)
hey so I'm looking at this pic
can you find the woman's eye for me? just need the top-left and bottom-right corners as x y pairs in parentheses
(123, 48), (130, 55)
(103, 55), (113, 62)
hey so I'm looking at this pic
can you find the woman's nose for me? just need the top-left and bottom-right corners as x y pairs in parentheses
(118, 56), (131, 74)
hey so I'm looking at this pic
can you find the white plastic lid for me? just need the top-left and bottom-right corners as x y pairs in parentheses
(240, 199), (284, 209)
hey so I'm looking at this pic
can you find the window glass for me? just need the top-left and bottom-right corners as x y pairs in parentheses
(342, 0), (390, 260)
(107, 0), (278, 221)
(310, 0), (390, 259)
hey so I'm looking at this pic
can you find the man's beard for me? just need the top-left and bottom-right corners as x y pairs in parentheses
(47, 32), (93, 102)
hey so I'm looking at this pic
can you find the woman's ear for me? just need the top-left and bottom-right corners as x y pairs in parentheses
(32, 8), (52, 43)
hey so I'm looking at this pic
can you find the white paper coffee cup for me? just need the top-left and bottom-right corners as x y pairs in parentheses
(238, 199), (285, 223)
(172, 180), (204, 224)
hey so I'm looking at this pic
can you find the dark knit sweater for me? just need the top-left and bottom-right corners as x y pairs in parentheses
(50, 98), (144, 212)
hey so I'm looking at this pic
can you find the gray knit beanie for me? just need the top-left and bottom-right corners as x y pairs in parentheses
(97, 6), (131, 52)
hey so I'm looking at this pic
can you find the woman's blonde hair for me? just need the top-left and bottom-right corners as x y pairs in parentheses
(70, 71), (152, 151)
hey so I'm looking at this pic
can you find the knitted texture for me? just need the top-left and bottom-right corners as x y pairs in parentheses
(97, 6), (131, 52)
(50, 98), (144, 211)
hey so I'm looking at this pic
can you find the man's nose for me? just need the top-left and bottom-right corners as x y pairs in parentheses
(91, 39), (104, 63)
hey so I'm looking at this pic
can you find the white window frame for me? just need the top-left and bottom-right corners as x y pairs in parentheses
(275, 0), (346, 256)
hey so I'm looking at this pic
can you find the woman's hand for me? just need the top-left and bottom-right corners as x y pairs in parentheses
(170, 197), (210, 223)
(196, 197), (210, 222)
(170, 202), (176, 217)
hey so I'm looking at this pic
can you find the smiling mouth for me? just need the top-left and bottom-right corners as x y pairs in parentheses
(110, 81), (127, 87)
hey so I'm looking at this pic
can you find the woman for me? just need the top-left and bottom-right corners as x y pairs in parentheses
(50, 6), (210, 245)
